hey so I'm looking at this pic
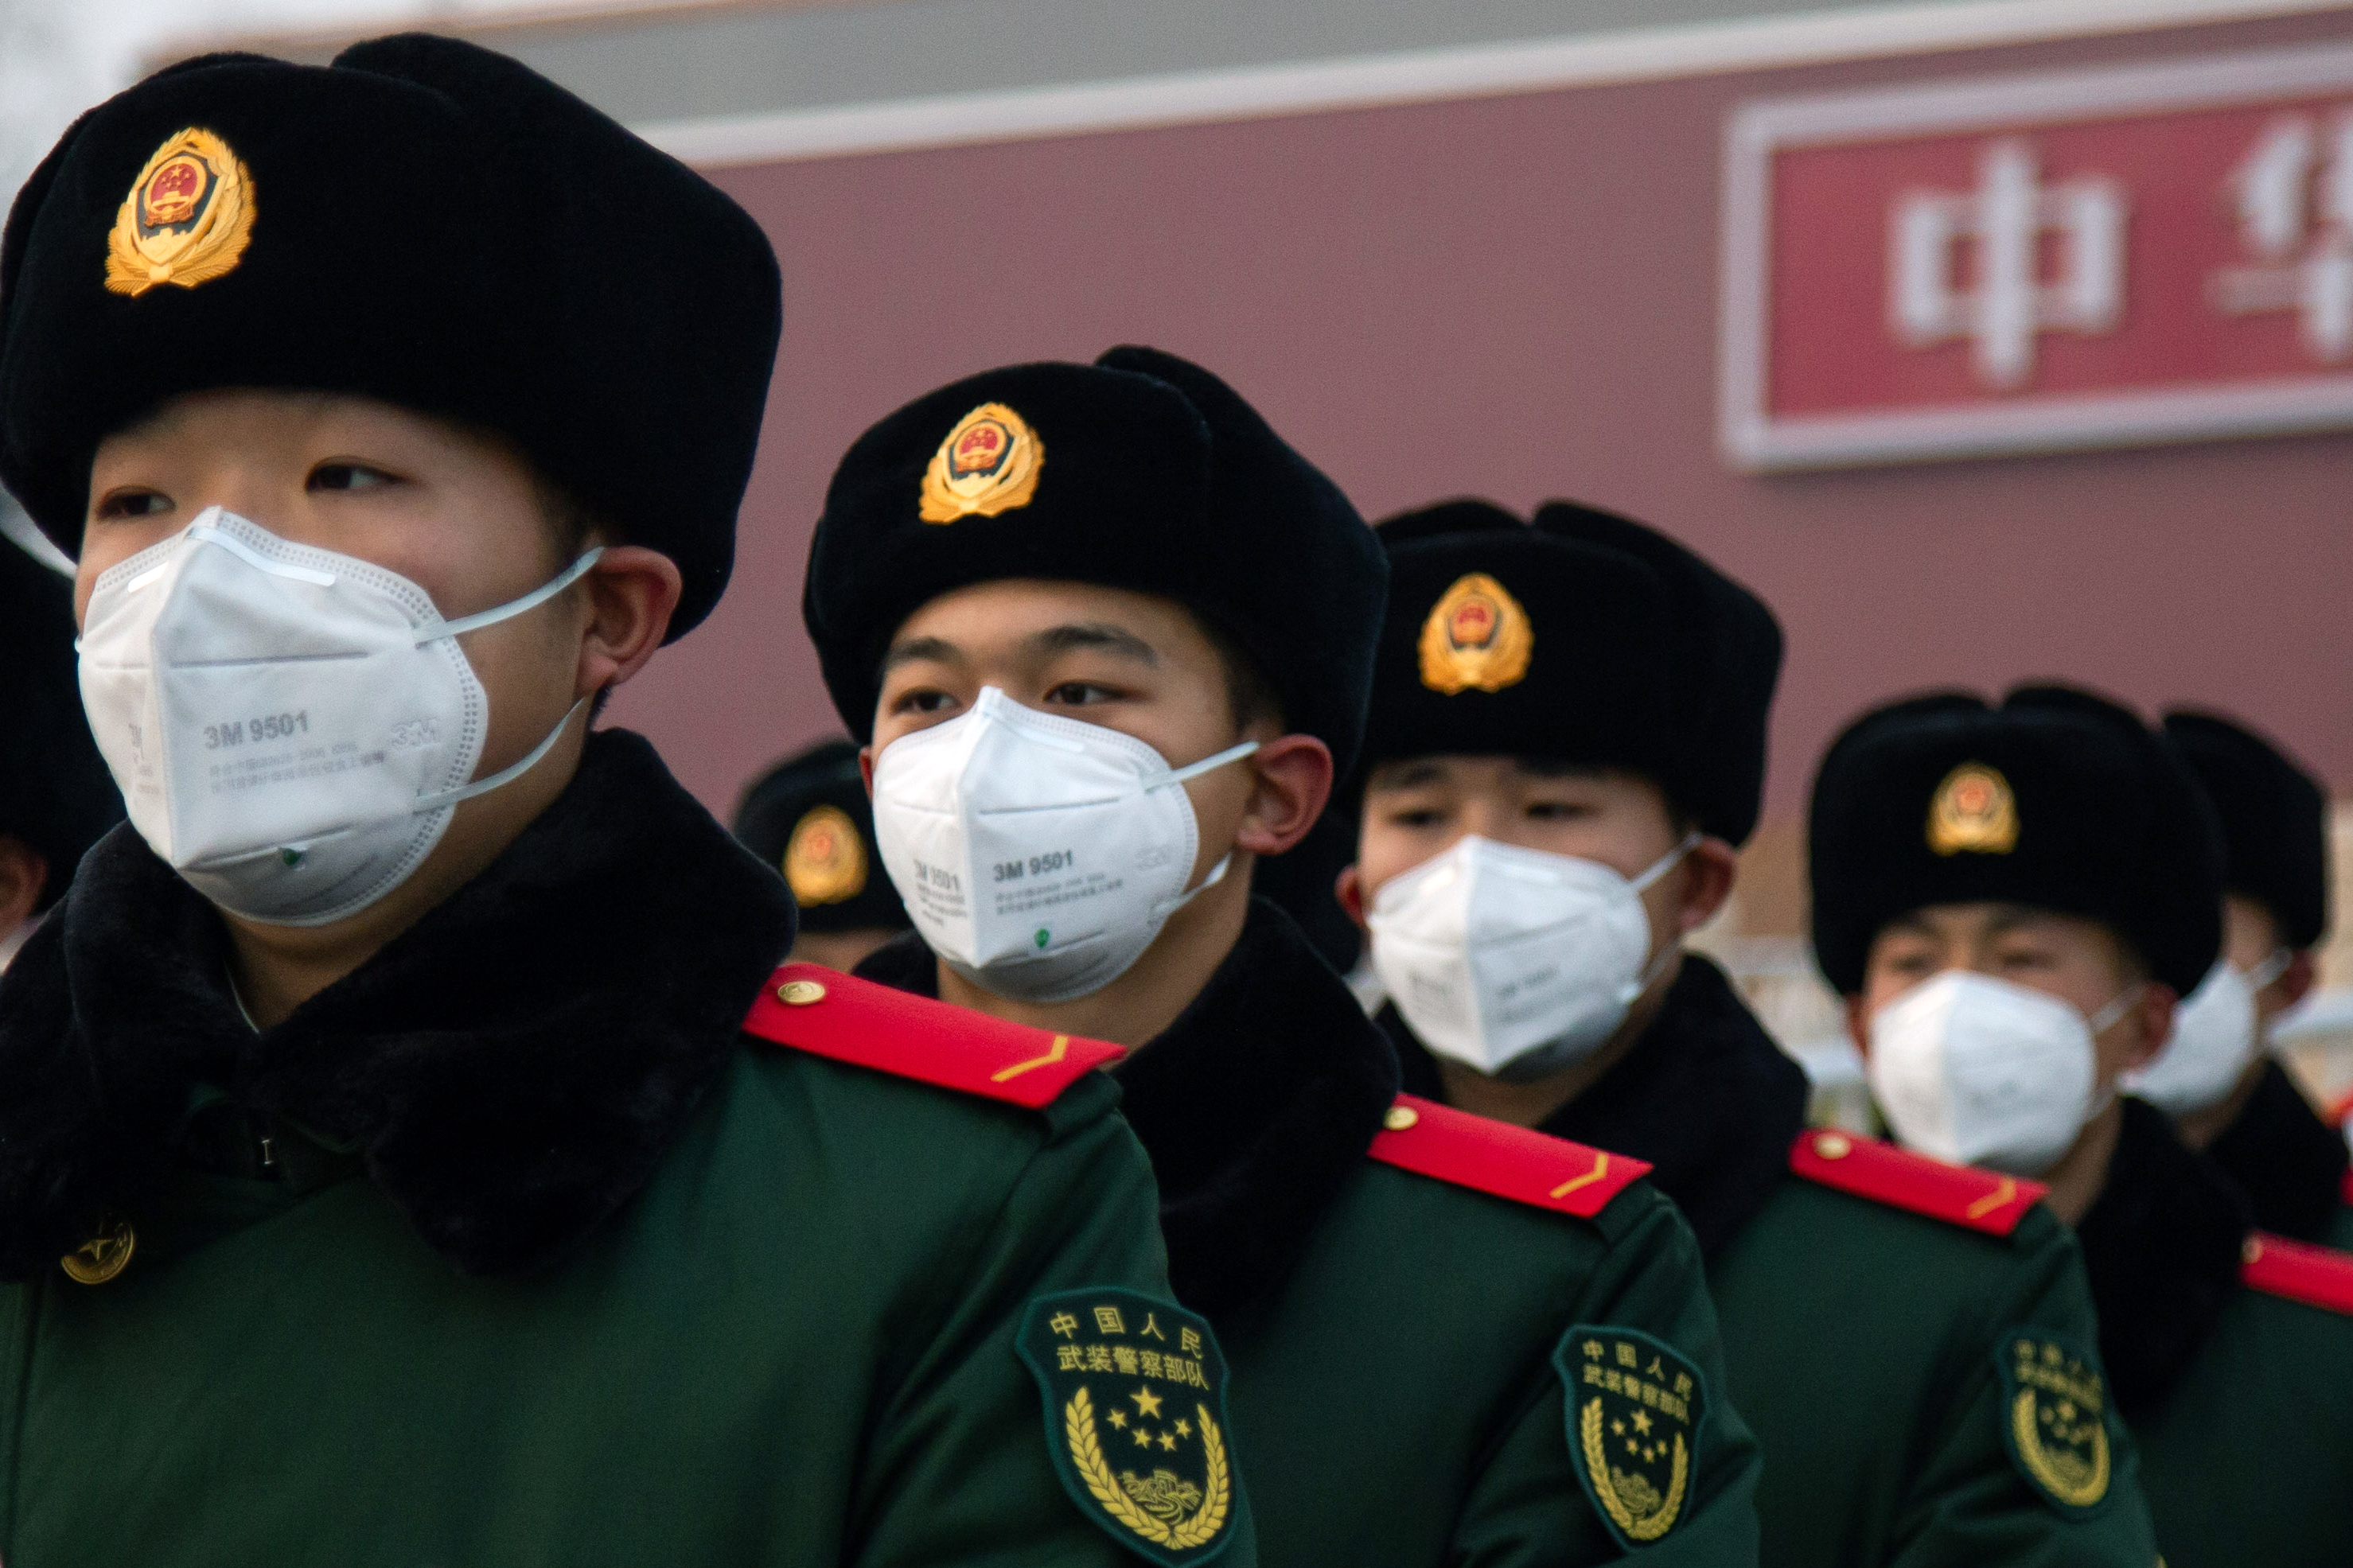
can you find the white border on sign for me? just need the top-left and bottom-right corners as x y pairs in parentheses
(636, 0), (2353, 167)
(1719, 40), (2353, 471)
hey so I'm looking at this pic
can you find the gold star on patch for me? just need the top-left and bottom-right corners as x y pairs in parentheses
(1131, 1387), (1164, 1419)
(1632, 1411), (1652, 1434)
(1132, 1428), (1153, 1448)
(1108, 1409), (1128, 1429)
(1159, 1433), (1178, 1451)
(1175, 1418), (1192, 1438)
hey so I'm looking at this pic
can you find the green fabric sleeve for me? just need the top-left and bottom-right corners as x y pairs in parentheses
(1881, 1212), (2159, 1568)
(849, 1080), (1257, 1568)
(1447, 1189), (1763, 1566)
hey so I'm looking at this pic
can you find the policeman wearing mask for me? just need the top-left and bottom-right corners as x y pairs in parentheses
(1811, 684), (2353, 1568)
(732, 737), (911, 971)
(0, 540), (122, 969)
(1341, 501), (2160, 1568)
(2131, 712), (2351, 1248)
(807, 353), (1763, 1566)
(0, 39), (1207, 1566)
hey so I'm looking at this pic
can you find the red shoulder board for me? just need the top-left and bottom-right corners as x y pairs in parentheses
(2240, 1231), (2353, 1317)
(739, 964), (1124, 1108)
(1787, 1129), (2046, 1237)
(1364, 1094), (1650, 1219)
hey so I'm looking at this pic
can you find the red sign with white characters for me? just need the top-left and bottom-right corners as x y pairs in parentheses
(1720, 43), (2353, 469)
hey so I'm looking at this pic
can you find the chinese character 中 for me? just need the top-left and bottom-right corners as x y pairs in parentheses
(1889, 137), (2126, 388)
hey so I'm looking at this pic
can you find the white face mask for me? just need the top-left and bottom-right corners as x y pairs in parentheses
(868, 686), (1258, 1004)
(77, 508), (599, 927)
(1867, 971), (2137, 1176)
(1367, 834), (1696, 1081)
(2122, 951), (2289, 1117)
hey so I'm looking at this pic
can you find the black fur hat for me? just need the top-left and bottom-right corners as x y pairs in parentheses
(0, 34), (781, 640)
(2162, 710), (2329, 951)
(802, 346), (1388, 772)
(1359, 499), (1782, 846)
(731, 739), (908, 935)
(1808, 685), (2222, 998)
(0, 543), (123, 909)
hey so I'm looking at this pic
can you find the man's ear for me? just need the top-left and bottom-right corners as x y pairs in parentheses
(1674, 837), (1741, 936)
(1335, 863), (1366, 930)
(575, 546), (682, 698)
(1843, 993), (1874, 1056)
(0, 837), (49, 934)
(2277, 949), (2320, 1010)
(859, 745), (876, 796)
(1233, 734), (1333, 858)
(2121, 985), (2180, 1073)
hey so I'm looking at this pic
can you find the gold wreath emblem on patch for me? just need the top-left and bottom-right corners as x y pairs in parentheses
(1926, 762), (2019, 856)
(1064, 1387), (1229, 1552)
(920, 402), (1043, 523)
(2010, 1387), (2109, 1508)
(105, 128), (255, 297)
(1578, 1397), (1689, 1542)
(784, 803), (867, 906)
(1419, 572), (1533, 695)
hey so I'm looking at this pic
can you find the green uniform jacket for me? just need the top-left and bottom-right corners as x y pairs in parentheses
(2081, 1097), (2353, 1568)
(863, 901), (1763, 1566)
(0, 733), (1234, 1568)
(1395, 956), (2160, 1568)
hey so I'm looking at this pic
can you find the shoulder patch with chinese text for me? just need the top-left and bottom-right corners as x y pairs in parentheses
(1993, 1329), (2113, 1516)
(1557, 1325), (1707, 1549)
(1019, 1289), (1238, 1565)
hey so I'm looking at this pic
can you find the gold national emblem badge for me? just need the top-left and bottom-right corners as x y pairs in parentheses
(920, 402), (1044, 523)
(60, 1217), (134, 1286)
(1926, 762), (2020, 856)
(1558, 1326), (1705, 1547)
(783, 804), (867, 906)
(1418, 571), (1533, 695)
(1020, 1289), (1236, 1565)
(1994, 1331), (2113, 1515)
(105, 128), (255, 298)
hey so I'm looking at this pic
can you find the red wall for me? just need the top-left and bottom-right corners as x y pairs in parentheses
(605, 6), (2353, 827)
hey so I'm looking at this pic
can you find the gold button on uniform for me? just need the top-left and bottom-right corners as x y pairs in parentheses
(777, 979), (828, 1006)
(60, 1220), (134, 1286)
(1384, 1104), (1420, 1132)
(1814, 1133), (1852, 1160)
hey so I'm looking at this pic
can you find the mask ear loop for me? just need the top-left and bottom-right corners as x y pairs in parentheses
(423, 547), (606, 644)
(1143, 740), (1265, 919)
(2245, 947), (2294, 991)
(1615, 831), (1707, 1003)
(413, 697), (593, 814)
(2078, 982), (2152, 1128)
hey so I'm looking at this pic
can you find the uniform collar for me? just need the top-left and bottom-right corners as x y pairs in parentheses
(857, 897), (1401, 1318)
(0, 729), (794, 1281)
(2203, 1057), (2350, 1243)
(1389, 951), (1808, 1260)
(2075, 1095), (2252, 1418)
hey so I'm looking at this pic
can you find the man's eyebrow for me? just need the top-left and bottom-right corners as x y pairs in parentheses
(1030, 623), (1157, 664)
(1983, 905), (2062, 939)
(882, 635), (963, 673)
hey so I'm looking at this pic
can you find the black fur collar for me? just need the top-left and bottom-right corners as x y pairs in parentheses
(2076, 1096), (2252, 1418)
(2203, 1058), (2350, 1243)
(856, 897), (1400, 1318)
(0, 729), (793, 1280)
(1390, 952), (1807, 1260)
